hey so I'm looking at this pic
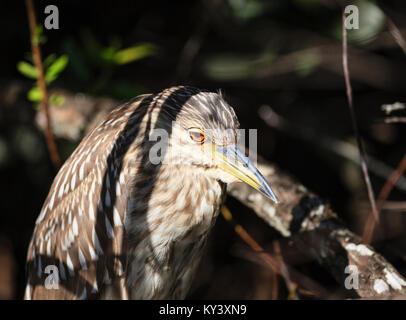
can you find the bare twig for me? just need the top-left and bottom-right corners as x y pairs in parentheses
(232, 245), (332, 299)
(387, 17), (406, 55)
(221, 206), (298, 299)
(342, 11), (378, 222)
(25, 0), (61, 169)
(362, 154), (406, 244)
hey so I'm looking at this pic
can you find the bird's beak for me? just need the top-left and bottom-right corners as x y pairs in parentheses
(214, 145), (278, 203)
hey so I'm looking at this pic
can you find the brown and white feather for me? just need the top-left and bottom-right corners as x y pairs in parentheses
(25, 86), (237, 299)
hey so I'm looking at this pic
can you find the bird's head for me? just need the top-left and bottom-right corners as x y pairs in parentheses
(149, 86), (278, 203)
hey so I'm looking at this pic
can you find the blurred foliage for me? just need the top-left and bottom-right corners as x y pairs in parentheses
(331, 0), (386, 44)
(17, 26), (68, 108)
(203, 0), (388, 82)
(18, 26), (158, 106)
(17, 54), (68, 108)
(295, 49), (321, 77)
(62, 30), (158, 99)
(113, 43), (158, 65)
(227, 0), (265, 21)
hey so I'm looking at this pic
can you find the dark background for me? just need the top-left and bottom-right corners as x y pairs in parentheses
(0, 0), (405, 299)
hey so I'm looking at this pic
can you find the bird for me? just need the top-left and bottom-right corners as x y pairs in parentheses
(24, 86), (278, 300)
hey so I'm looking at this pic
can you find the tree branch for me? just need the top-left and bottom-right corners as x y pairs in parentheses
(227, 159), (406, 298)
(25, 0), (61, 169)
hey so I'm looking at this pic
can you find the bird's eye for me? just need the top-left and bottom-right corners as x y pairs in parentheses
(189, 129), (205, 144)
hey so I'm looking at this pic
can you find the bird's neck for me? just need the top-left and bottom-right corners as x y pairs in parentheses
(149, 165), (226, 239)
(124, 163), (226, 247)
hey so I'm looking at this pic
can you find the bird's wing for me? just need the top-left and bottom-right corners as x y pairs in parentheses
(25, 95), (150, 300)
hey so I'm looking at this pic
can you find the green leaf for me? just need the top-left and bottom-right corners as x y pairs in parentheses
(49, 94), (65, 106)
(45, 55), (69, 83)
(100, 46), (118, 62)
(43, 54), (57, 68)
(35, 25), (43, 37)
(27, 86), (41, 102)
(17, 61), (38, 79)
(32, 26), (46, 45)
(113, 43), (158, 65)
(99, 38), (121, 63)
